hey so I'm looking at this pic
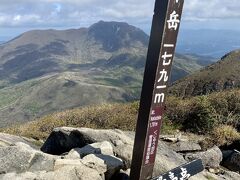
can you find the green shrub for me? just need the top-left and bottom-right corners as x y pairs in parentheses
(183, 96), (217, 134)
(165, 96), (191, 124)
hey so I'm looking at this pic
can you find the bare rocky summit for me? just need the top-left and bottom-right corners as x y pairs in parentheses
(1, 127), (240, 180)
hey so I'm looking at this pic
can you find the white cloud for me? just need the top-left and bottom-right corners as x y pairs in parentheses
(0, 0), (239, 28)
(183, 0), (240, 20)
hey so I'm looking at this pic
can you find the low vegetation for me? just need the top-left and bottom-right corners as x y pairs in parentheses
(169, 50), (240, 97)
(1, 89), (240, 147)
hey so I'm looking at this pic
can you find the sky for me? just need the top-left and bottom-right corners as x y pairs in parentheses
(0, 0), (240, 40)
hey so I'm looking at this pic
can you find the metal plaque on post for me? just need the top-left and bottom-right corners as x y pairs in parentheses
(130, 0), (184, 179)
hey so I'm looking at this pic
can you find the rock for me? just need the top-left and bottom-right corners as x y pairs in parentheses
(0, 171), (38, 180)
(161, 137), (179, 143)
(65, 141), (114, 159)
(41, 127), (191, 175)
(208, 168), (220, 174)
(111, 132), (187, 174)
(114, 143), (133, 168)
(53, 165), (102, 180)
(1, 161), (103, 179)
(54, 159), (83, 170)
(56, 153), (123, 180)
(41, 127), (133, 155)
(190, 170), (222, 180)
(222, 150), (233, 159)
(82, 154), (107, 179)
(81, 141), (113, 156)
(153, 141), (186, 176)
(221, 150), (240, 172)
(185, 146), (222, 169)
(0, 142), (37, 173)
(221, 140), (240, 151)
(52, 129), (188, 175)
(65, 148), (82, 159)
(218, 170), (240, 180)
(170, 141), (201, 153)
(94, 154), (123, 180)
(28, 151), (57, 172)
(0, 133), (37, 148)
(0, 165), (103, 180)
(111, 169), (130, 180)
(0, 142), (58, 173)
(160, 135), (188, 142)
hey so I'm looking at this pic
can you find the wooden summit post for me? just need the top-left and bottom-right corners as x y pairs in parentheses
(130, 0), (185, 179)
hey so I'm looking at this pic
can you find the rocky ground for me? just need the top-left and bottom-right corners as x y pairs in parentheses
(0, 127), (239, 180)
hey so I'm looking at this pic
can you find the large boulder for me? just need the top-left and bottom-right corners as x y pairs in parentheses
(0, 142), (58, 174)
(41, 127), (133, 155)
(185, 146), (222, 169)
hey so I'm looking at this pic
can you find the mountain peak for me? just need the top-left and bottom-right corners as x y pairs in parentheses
(88, 20), (149, 52)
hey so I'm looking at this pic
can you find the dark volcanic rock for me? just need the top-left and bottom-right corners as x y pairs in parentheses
(221, 150), (240, 173)
(41, 128), (96, 155)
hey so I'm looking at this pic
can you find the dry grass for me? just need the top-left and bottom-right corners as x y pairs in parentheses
(211, 125), (240, 146)
(1, 102), (139, 140)
(1, 89), (240, 144)
(200, 125), (240, 149)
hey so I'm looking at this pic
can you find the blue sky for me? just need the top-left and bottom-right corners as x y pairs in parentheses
(0, 0), (240, 40)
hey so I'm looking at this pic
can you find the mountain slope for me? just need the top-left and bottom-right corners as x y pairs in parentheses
(169, 50), (240, 96)
(0, 21), (212, 87)
(0, 21), (212, 127)
(0, 21), (148, 85)
(0, 72), (135, 127)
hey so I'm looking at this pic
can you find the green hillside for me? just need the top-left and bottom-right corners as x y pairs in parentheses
(0, 21), (212, 127)
(169, 50), (240, 97)
(0, 71), (136, 127)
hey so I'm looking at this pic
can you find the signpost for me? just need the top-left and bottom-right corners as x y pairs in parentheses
(130, 0), (187, 179)
(151, 159), (204, 180)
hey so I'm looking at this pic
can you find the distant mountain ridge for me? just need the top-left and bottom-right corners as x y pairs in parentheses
(0, 21), (212, 127)
(177, 29), (240, 58)
(0, 21), (213, 87)
(169, 49), (240, 97)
